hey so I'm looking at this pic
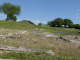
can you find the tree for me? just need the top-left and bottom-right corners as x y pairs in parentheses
(8, 15), (17, 21)
(63, 19), (73, 27)
(0, 2), (21, 21)
(53, 18), (64, 27)
(47, 21), (52, 26)
(73, 24), (80, 29)
(38, 23), (42, 26)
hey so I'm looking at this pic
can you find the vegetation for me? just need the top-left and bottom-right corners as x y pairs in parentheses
(0, 2), (21, 21)
(47, 18), (73, 27)
(63, 19), (73, 27)
(0, 20), (79, 34)
(0, 20), (36, 30)
(0, 52), (79, 60)
(0, 20), (79, 59)
(38, 23), (42, 26)
(0, 2), (80, 60)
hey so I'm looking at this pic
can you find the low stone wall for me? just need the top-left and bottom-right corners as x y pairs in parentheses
(60, 36), (71, 42)
(6, 36), (24, 38)
(0, 46), (54, 55)
(44, 34), (59, 39)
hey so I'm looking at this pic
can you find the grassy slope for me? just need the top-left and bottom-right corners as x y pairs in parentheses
(0, 20), (79, 34)
(0, 20), (36, 30)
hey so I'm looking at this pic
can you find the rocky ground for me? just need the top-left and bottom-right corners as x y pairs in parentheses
(0, 28), (80, 59)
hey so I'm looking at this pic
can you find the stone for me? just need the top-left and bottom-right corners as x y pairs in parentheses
(39, 29), (44, 31)
(0, 46), (54, 55)
(74, 37), (78, 39)
(44, 34), (59, 38)
(20, 31), (27, 33)
(7, 36), (23, 39)
(79, 46), (80, 49)
(60, 36), (71, 42)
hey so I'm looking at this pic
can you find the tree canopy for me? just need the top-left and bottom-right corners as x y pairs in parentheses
(0, 2), (21, 21)
(63, 19), (73, 27)
(47, 18), (64, 27)
(47, 18), (74, 28)
(53, 18), (64, 27)
(38, 23), (42, 26)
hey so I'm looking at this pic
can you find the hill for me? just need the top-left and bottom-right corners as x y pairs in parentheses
(0, 20), (79, 60)
(0, 20), (36, 30)
(0, 20), (79, 34)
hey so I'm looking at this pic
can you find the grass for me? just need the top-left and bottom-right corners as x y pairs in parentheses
(0, 29), (80, 59)
(0, 20), (80, 59)
(0, 20), (79, 34)
(38, 26), (79, 34)
(0, 20), (36, 30)
(0, 52), (79, 60)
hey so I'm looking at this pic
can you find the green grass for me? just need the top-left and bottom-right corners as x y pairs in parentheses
(0, 20), (79, 34)
(38, 26), (79, 34)
(0, 52), (79, 60)
(0, 20), (36, 30)
(0, 20), (80, 59)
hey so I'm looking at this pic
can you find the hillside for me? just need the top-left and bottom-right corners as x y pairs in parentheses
(0, 20), (79, 34)
(0, 20), (36, 30)
(0, 20), (79, 60)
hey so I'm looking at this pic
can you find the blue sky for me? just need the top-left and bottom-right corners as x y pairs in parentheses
(0, 0), (80, 25)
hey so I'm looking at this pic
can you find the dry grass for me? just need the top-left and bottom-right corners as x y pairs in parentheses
(0, 28), (80, 58)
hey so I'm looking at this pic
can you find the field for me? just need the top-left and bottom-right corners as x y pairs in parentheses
(0, 20), (79, 60)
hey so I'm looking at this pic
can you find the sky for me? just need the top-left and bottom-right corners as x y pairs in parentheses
(0, 0), (80, 25)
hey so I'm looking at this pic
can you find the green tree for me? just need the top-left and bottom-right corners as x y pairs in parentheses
(0, 2), (21, 21)
(73, 24), (80, 28)
(8, 15), (17, 21)
(53, 18), (64, 27)
(38, 23), (42, 26)
(63, 19), (73, 27)
(47, 21), (51, 25)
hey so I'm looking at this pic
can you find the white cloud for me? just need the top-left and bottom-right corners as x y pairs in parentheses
(16, 19), (22, 22)
(0, 14), (6, 16)
(43, 21), (46, 23)
(76, 13), (79, 15)
(3, 17), (6, 18)
(76, 17), (79, 18)
(77, 9), (80, 11)
(33, 20), (40, 25)
(36, 21), (40, 23)
(26, 19), (30, 20)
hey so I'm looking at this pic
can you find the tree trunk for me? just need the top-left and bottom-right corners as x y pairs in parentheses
(6, 15), (9, 21)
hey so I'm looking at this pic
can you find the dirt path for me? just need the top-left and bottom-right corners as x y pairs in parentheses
(71, 40), (80, 45)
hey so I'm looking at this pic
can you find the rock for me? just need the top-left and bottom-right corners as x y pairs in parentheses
(79, 46), (80, 49)
(8, 33), (13, 36)
(34, 40), (38, 43)
(44, 34), (59, 38)
(7, 36), (23, 39)
(39, 29), (44, 31)
(60, 36), (71, 42)
(30, 33), (36, 35)
(20, 31), (27, 33)
(60, 36), (63, 39)
(0, 46), (54, 55)
(40, 35), (44, 39)
(74, 37), (78, 39)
